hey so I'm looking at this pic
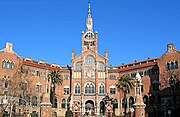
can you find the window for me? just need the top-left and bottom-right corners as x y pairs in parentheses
(113, 99), (118, 108)
(75, 84), (80, 94)
(139, 71), (143, 76)
(36, 71), (40, 76)
(6, 61), (10, 68)
(175, 61), (178, 69)
(129, 97), (134, 108)
(171, 62), (175, 70)
(64, 75), (69, 80)
(144, 70), (150, 76)
(152, 80), (159, 91)
(75, 62), (81, 71)
(110, 75), (116, 80)
(141, 84), (144, 92)
(152, 69), (159, 74)
(10, 62), (14, 69)
(85, 83), (95, 94)
(166, 63), (170, 70)
(61, 99), (66, 108)
(64, 86), (70, 95)
(85, 55), (95, 65)
(2, 60), (6, 68)
(53, 97), (58, 108)
(36, 84), (42, 93)
(131, 73), (136, 78)
(32, 96), (37, 106)
(98, 62), (105, 71)
(25, 96), (30, 105)
(110, 86), (116, 94)
(122, 98), (127, 109)
(99, 84), (105, 94)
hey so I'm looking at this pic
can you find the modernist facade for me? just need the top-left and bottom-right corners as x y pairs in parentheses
(0, 1), (180, 117)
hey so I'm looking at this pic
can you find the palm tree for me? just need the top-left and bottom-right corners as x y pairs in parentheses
(116, 74), (134, 116)
(48, 70), (63, 107)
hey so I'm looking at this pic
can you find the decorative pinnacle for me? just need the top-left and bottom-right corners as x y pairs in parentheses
(88, 0), (91, 18)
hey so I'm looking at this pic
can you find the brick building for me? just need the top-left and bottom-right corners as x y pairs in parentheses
(0, 1), (179, 117)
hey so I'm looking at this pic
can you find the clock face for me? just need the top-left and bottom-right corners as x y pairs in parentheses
(85, 68), (94, 78)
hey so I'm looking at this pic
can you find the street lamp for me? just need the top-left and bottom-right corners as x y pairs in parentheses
(168, 75), (177, 117)
(0, 95), (8, 117)
(67, 65), (72, 111)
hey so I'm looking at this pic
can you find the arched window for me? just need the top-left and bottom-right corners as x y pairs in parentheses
(61, 99), (66, 108)
(175, 61), (178, 69)
(54, 97), (58, 108)
(75, 83), (81, 94)
(85, 83), (95, 94)
(98, 62), (105, 71)
(6, 61), (10, 69)
(171, 62), (175, 70)
(85, 55), (95, 65)
(143, 95), (149, 106)
(10, 62), (14, 69)
(2, 60), (6, 68)
(32, 96), (37, 106)
(64, 86), (70, 95)
(129, 97), (134, 108)
(25, 95), (30, 106)
(75, 62), (81, 71)
(113, 99), (118, 108)
(99, 84), (105, 94)
(166, 62), (170, 70)
(122, 98), (127, 109)
(110, 86), (116, 94)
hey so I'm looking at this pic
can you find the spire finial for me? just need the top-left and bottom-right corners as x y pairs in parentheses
(88, 0), (91, 18)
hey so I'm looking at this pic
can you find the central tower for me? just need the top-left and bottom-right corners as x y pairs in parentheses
(81, 0), (98, 53)
(71, 0), (108, 116)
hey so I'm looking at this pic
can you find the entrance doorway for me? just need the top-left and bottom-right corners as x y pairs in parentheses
(100, 101), (105, 115)
(85, 100), (95, 116)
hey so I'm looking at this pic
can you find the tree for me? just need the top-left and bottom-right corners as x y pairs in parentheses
(116, 74), (134, 116)
(0, 61), (34, 116)
(48, 70), (63, 107)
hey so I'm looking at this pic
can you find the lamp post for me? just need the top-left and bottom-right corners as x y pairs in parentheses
(67, 65), (72, 111)
(0, 95), (8, 117)
(169, 75), (177, 117)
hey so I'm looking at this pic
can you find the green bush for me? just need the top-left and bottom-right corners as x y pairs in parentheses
(65, 110), (72, 117)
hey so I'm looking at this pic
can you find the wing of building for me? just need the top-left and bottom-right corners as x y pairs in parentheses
(0, 1), (180, 117)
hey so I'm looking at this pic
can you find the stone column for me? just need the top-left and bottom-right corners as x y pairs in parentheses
(40, 93), (52, 117)
(133, 73), (146, 117)
(106, 101), (113, 117)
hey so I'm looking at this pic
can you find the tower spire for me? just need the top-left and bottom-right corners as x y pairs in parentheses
(88, 0), (91, 18)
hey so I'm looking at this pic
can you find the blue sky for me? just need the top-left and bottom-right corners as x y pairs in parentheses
(0, 0), (180, 66)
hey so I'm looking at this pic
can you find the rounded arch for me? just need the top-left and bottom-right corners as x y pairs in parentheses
(61, 98), (66, 108)
(129, 96), (134, 108)
(85, 99), (95, 115)
(99, 100), (105, 115)
(84, 31), (94, 39)
(143, 95), (149, 106)
(32, 96), (37, 106)
(175, 60), (178, 69)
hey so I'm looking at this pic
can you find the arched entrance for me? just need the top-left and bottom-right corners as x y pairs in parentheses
(85, 100), (95, 116)
(100, 101), (105, 115)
